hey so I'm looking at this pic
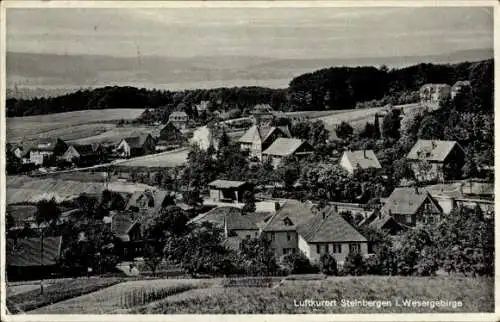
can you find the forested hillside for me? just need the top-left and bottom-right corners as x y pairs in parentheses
(6, 59), (493, 117)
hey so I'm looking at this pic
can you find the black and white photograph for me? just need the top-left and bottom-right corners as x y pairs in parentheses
(1, 1), (496, 319)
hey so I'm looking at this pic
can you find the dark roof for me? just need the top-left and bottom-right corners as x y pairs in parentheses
(190, 206), (270, 230)
(407, 140), (462, 162)
(381, 187), (441, 215)
(342, 150), (382, 170)
(7, 237), (63, 267)
(238, 125), (290, 145)
(262, 138), (313, 157)
(208, 179), (249, 189)
(262, 200), (317, 232)
(159, 122), (183, 134)
(297, 210), (367, 243)
(111, 214), (138, 242)
(71, 144), (100, 156)
(122, 135), (151, 149)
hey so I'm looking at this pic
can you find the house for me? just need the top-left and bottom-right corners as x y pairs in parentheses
(28, 138), (68, 165)
(340, 150), (382, 175)
(194, 101), (210, 114)
(262, 138), (314, 167)
(358, 211), (405, 236)
(207, 180), (253, 203)
(297, 208), (369, 265)
(156, 122), (185, 152)
(406, 140), (465, 182)
(419, 83), (451, 110)
(108, 212), (142, 260)
(7, 143), (23, 160)
(169, 111), (189, 130)
(6, 236), (63, 281)
(62, 143), (103, 165)
(260, 200), (318, 258)
(451, 80), (472, 99)
(238, 124), (291, 160)
(381, 187), (443, 227)
(189, 206), (271, 240)
(125, 189), (175, 213)
(115, 134), (155, 158)
(250, 104), (275, 125)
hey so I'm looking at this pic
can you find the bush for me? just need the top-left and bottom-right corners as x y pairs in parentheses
(279, 252), (316, 275)
(319, 253), (338, 276)
(342, 252), (367, 276)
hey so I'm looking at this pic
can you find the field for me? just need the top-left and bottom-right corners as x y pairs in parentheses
(7, 109), (145, 143)
(129, 276), (493, 314)
(6, 277), (124, 313)
(6, 175), (155, 204)
(71, 126), (161, 145)
(29, 279), (215, 314)
(114, 148), (190, 169)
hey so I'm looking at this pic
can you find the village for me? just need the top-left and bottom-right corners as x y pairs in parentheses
(5, 76), (494, 292)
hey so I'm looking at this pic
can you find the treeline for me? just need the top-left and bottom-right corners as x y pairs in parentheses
(6, 59), (493, 117)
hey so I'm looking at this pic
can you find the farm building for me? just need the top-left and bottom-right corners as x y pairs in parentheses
(62, 143), (104, 165)
(125, 189), (175, 214)
(238, 124), (291, 160)
(340, 150), (382, 174)
(406, 140), (465, 182)
(207, 180), (253, 203)
(451, 80), (472, 99)
(358, 212), (405, 236)
(28, 138), (68, 165)
(6, 236), (63, 281)
(168, 111), (189, 130)
(381, 187), (443, 227)
(419, 83), (451, 111)
(297, 207), (369, 265)
(262, 138), (314, 168)
(194, 100), (210, 113)
(156, 122), (186, 152)
(250, 104), (275, 125)
(115, 134), (156, 158)
(6, 143), (24, 160)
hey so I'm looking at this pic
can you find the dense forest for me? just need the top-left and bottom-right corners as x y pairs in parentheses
(6, 59), (493, 118)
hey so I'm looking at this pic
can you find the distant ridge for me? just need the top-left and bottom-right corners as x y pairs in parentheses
(6, 48), (493, 98)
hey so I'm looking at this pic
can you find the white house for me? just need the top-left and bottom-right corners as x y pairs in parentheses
(340, 150), (382, 175)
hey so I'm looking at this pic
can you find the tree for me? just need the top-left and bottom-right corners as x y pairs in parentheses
(242, 190), (256, 213)
(382, 109), (401, 140)
(417, 115), (443, 140)
(342, 252), (367, 276)
(36, 198), (61, 228)
(319, 253), (338, 276)
(279, 252), (316, 275)
(143, 242), (164, 276)
(6, 148), (22, 174)
(182, 189), (203, 208)
(146, 206), (189, 239)
(335, 121), (353, 140)
(6, 212), (15, 231)
(373, 116), (381, 140)
(239, 236), (278, 276)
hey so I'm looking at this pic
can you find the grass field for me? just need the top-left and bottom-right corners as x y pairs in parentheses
(30, 279), (215, 314)
(130, 276), (493, 314)
(71, 126), (160, 145)
(7, 277), (124, 313)
(115, 148), (189, 168)
(7, 109), (145, 143)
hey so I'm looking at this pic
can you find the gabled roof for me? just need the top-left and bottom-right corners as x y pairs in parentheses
(121, 134), (151, 149)
(406, 140), (462, 162)
(31, 138), (66, 152)
(70, 144), (100, 156)
(297, 210), (367, 243)
(262, 200), (317, 232)
(7, 236), (63, 267)
(381, 187), (441, 216)
(190, 206), (270, 230)
(208, 179), (249, 189)
(159, 122), (183, 134)
(238, 125), (290, 145)
(342, 150), (382, 170)
(262, 138), (313, 157)
(111, 213), (139, 242)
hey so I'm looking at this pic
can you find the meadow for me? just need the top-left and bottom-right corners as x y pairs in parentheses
(114, 148), (190, 169)
(6, 109), (145, 143)
(130, 276), (493, 314)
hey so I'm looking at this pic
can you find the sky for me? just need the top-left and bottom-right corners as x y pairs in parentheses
(6, 6), (494, 59)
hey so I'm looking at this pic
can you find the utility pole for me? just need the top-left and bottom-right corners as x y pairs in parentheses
(40, 227), (44, 295)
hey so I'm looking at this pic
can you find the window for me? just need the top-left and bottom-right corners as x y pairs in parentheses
(283, 248), (289, 255)
(270, 232), (276, 241)
(406, 215), (413, 225)
(316, 244), (321, 254)
(287, 232), (291, 241)
(349, 243), (361, 254)
(246, 235), (251, 239)
(427, 216), (435, 224)
(332, 243), (342, 253)
(324, 244), (329, 253)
